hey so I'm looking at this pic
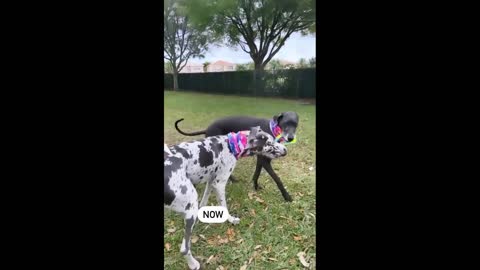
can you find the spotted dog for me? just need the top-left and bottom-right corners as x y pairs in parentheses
(174, 112), (299, 202)
(164, 126), (287, 270)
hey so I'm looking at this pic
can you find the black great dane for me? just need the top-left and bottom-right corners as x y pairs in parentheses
(174, 112), (299, 202)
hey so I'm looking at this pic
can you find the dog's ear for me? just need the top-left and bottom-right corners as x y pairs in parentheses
(247, 126), (267, 150)
(273, 113), (284, 123)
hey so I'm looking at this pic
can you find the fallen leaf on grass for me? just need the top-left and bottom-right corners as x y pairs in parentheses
(250, 209), (256, 216)
(166, 227), (176, 233)
(206, 255), (215, 264)
(218, 237), (229, 244)
(199, 234), (206, 240)
(268, 258), (278, 261)
(164, 243), (171, 251)
(191, 235), (199, 243)
(297, 252), (310, 267)
(236, 238), (244, 244)
(240, 264), (248, 270)
(255, 197), (265, 203)
(293, 235), (302, 241)
(254, 245), (262, 250)
(207, 237), (217, 245)
(226, 228), (236, 241)
(248, 192), (255, 200)
(216, 266), (225, 270)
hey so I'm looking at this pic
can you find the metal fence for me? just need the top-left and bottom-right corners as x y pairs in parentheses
(164, 68), (315, 98)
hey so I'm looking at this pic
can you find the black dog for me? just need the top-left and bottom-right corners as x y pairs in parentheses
(174, 112), (299, 202)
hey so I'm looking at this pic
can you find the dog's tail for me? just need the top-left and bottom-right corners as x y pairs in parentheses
(175, 118), (207, 136)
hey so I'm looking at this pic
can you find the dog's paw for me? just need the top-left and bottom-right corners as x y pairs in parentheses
(228, 216), (240, 225)
(254, 184), (263, 190)
(187, 258), (200, 270)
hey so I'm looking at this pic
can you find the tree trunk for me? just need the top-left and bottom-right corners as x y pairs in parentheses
(254, 60), (264, 72)
(173, 70), (179, 91)
(253, 60), (266, 97)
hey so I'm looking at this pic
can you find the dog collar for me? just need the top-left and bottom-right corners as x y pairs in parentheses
(227, 131), (250, 160)
(269, 119), (297, 144)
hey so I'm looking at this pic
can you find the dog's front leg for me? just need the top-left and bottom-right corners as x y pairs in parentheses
(181, 209), (200, 270)
(251, 157), (264, 190)
(262, 158), (293, 202)
(212, 181), (240, 224)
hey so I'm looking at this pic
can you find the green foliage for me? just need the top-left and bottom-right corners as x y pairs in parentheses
(297, 58), (308, 68)
(235, 62), (255, 71)
(164, 0), (214, 74)
(266, 59), (282, 70)
(182, 0), (316, 71)
(164, 62), (174, 74)
(203, 61), (210, 72)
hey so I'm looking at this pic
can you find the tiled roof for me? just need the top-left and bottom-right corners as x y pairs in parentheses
(211, 60), (234, 66)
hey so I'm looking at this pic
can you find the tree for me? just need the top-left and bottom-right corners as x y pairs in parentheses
(236, 63), (249, 71)
(266, 59), (282, 70)
(164, 0), (211, 90)
(236, 62), (255, 71)
(184, 0), (315, 72)
(297, 58), (308, 68)
(203, 61), (210, 72)
(164, 63), (174, 73)
(308, 57), (315, 67)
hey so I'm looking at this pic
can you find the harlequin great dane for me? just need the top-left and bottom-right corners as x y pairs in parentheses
(164, 126), (287, 270)
(175, 111), (299, 201)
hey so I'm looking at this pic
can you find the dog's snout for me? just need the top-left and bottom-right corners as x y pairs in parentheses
(281, 151), (287, 156)
(287, 136), (294, 142)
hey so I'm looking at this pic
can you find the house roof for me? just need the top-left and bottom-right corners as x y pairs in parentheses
(211, 60), (234, 66)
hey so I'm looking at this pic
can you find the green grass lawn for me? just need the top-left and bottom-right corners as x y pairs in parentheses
(164, 90), (316, 269)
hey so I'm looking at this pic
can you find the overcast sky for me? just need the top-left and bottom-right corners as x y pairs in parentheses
(189, 32), (315, 64)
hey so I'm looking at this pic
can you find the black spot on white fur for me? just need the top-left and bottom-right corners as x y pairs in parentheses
(164, 156), (183, 205)
(180, 185), (187, 194)
(173, 145), (191, 159)
(209, 139), (223, 158)
(198, 144), (214, 167)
